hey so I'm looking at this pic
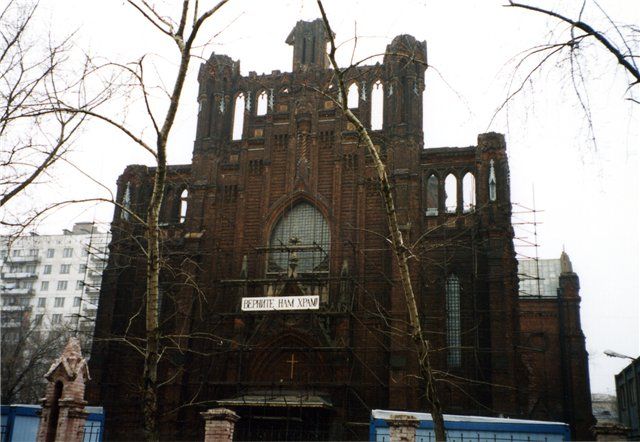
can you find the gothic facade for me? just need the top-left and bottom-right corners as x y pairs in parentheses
(89, 19), (593, 441)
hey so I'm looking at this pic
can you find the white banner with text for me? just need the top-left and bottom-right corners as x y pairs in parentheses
(241, 295), (320, 311)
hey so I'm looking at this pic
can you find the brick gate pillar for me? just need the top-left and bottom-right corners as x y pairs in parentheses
(387, 413), (419, 442)
(36, 337), (90, 442)
(201, 408), (240, 442)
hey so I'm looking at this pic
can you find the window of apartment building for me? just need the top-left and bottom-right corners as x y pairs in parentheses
(76, 280), (84, 290)
(35, 314), (44, 325)
(54, 297), (65, 307)
(25, 264), (36, 273)
(88, 296), (98, 306)
(60, 264), (71, 274)
(12, 249), (21, 257)
(46, 248), (55, 258)
(41, 281), (49, 291)
(0, 250), (7, 258)
(23, 281), (34, 289)
(51, 314), (62, 324)
(57, 281), (68, 291)
(82, 247), (89, 257)
(9, 264), (19, 273)
(79, 264), (87, 273)
(63, 248), (73, 258)
(43, 264), (52, 274)
(38, 297), (46, 307)
(73, 297), (81, 307)
(19, 297), (29, 306)
(28, 248), (38, 256)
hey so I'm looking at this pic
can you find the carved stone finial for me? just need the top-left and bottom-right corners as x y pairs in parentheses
(44, 337), (90, 382)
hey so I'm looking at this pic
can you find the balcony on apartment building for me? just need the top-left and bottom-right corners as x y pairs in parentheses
(3, 255), (40, 264)
(0, 287), (35, 296)
(1, 319), (26, 328)
(1, 272), (38, 279)
(84, 285), (101, 295)
(1, 304), (32, 312)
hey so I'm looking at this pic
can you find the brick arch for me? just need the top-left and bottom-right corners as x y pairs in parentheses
(263, 191), (333, 242)
(248, 332), (331, 384)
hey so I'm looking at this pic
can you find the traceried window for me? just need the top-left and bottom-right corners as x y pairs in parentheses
(347, 83), (359, 109)
(268, 203), (330, 274)
(371, 81), (383, 130)
(446, 274), (461, 367)
(256, 91), (268, 116)
(232, 93), (245, 140)
(462, 172), (476, 212)
(488, 159), (497, 202)
(444, 174), (457, 213)
(179, 189), (188, 223)
(426, 174), (439, 216)
(121, 182), (131, 220)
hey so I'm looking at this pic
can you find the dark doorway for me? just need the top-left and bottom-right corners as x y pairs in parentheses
(234, 406), (330, 441)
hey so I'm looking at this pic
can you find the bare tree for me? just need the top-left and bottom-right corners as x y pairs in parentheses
(0, 0), (88, 210)
(506, 1), (639, 90)
(493, 1), (639, 136)
(1, 317), (75, 404)
(47, 2), (230, 439)
(317, 2), (446, 440)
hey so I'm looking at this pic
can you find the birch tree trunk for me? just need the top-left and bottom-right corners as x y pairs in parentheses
(317, 2), (446, 440)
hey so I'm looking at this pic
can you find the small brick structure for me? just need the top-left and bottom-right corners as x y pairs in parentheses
(201, 408), (240, 442)
(387, 413), (419, 441)
(36, 337), (90, 442)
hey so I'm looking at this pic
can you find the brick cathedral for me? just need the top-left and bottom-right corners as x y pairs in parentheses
(89, 19), (594, 441)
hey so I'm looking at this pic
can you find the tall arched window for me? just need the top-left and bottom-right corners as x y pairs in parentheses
(444, 174), (457, 213)
(268, 203), (330, 274)
(232, 93), (245, 140)
(347, 83), (359, 109)
(488, 159), (497, 202)
(446, 274), (461, 367)
(426, 174), (438, 216)
(179, 189), (188, 223)
(462, 172), (476, 212)
(371, 81), (383, 130)
(121, 182), (131, 220)
(256, 91), (268, 116)
(207, 93), (215, 137)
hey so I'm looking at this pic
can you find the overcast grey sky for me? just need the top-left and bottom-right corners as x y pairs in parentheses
(11, 0), (639, 395)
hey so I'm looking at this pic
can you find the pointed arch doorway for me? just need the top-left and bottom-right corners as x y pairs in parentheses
(218, 334), (334, 441)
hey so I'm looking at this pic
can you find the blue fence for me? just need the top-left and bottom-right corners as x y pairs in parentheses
(370, 410), (571, 442)
(1, 405), (103, 442)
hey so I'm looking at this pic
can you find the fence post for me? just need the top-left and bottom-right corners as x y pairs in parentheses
(36, 337), (89, 442)
(387, 413), (419, 442)
(201, 408), (240, 442)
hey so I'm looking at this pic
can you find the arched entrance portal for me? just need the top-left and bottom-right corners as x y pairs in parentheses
(220, 334), (334, 441)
